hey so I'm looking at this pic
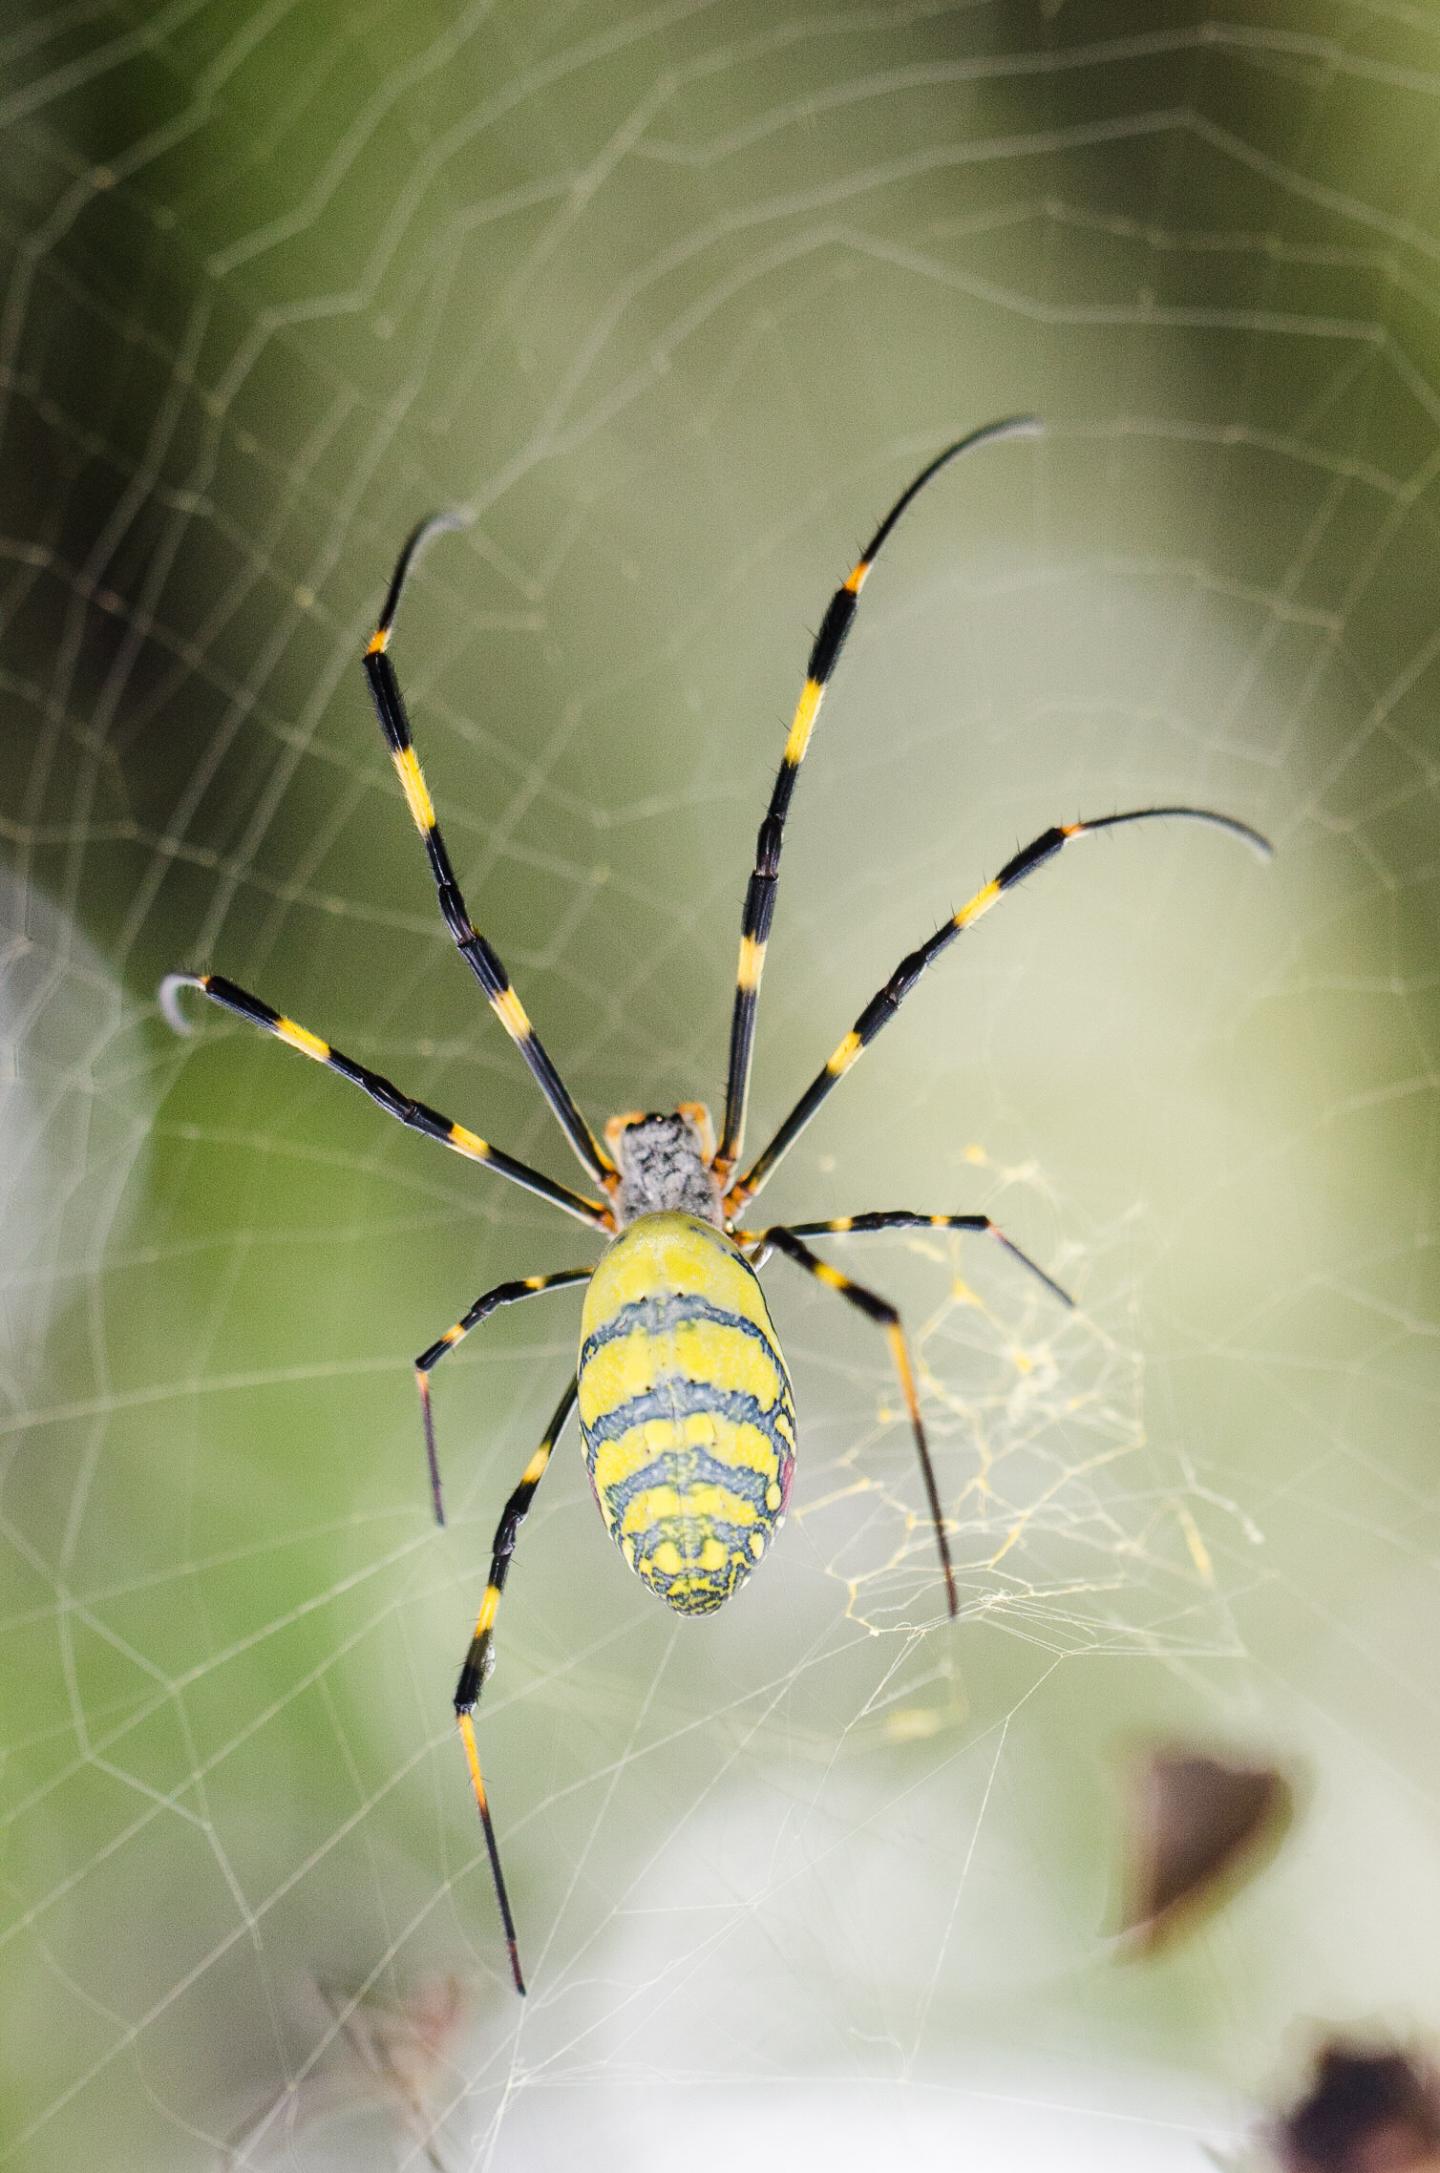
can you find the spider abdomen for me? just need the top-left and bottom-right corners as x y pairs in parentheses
(577, 1212), (796, 1616)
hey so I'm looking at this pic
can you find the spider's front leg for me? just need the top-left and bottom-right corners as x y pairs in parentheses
(363, 514), (614, 1188)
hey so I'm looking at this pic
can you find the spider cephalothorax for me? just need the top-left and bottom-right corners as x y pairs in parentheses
(162, 414), (1270, 1993)
(605, 1104), (721, 1225)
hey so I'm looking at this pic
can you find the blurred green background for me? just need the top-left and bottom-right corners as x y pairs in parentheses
(4, 3), (1439, 2167)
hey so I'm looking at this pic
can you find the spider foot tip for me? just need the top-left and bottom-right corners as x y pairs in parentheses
(158, 972), (203, 1037)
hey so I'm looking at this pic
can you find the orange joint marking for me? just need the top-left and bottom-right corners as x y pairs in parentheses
(447, 1122), (491, 1161)
(782, 678), (823, 767)
(677, 1102), (716, 1159)
(887, 1322), (922, 1419)
(442, 1324), (463, 1346)
(844, 559), (870, 594)
(523, 1276), (546, 1291)
(953, 878), (1002, 930)
(275, 1017), (330, 1061)
(392, 745), (435, 831)
(458, 1711), (488, 1805)
(492, 985), (532, 1040)
(826, 1029), (862, 1077)
(366, 627), (390, 656)
(1061, 822), (1083, 837)
(604, 1112), (642, 1163)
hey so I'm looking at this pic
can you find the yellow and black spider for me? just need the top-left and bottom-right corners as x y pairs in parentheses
(162, 415), (1270, 1994)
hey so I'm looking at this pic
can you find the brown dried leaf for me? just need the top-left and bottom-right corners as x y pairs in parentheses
(1275, 2043), (1440, 2173)
(1117, 1744), (1294, 1952)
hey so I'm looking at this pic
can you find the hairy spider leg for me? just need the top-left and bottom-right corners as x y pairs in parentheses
(747, 1225), (957, 1616)
(415, 1268), (593, 1525)
(364, 511), (614, 1188)
(714, 415), (1043, 1178)
(751, 1211), (1075, 1312)
(160, 972), (607, 1228)
(453, 1374), (580, 1997)
(730, 806), (1271, 1210)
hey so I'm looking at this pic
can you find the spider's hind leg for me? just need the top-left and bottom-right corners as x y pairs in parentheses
(749, 1224), (957, 1617)
(453, 1373), (579, 1998)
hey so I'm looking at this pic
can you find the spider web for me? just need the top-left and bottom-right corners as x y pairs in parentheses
(4, 3), (1440, 2166)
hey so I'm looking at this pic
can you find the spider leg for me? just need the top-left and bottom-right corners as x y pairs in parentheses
(728, 804), (1271, 1210)
(740, 1211), (1074, 1310)
(415, 1268), (592, 1525)
(454, 1373), (579, 1998)
(160, 972), (609, 1228)
(713, 416), (1042, 1178)
(364, 513), (614, 1190)
(752, 1225), (957, 1617)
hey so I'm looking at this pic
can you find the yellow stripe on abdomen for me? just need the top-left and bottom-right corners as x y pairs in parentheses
(578, 1213), (796, 1617)
(578, 1314), (785, 1433)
